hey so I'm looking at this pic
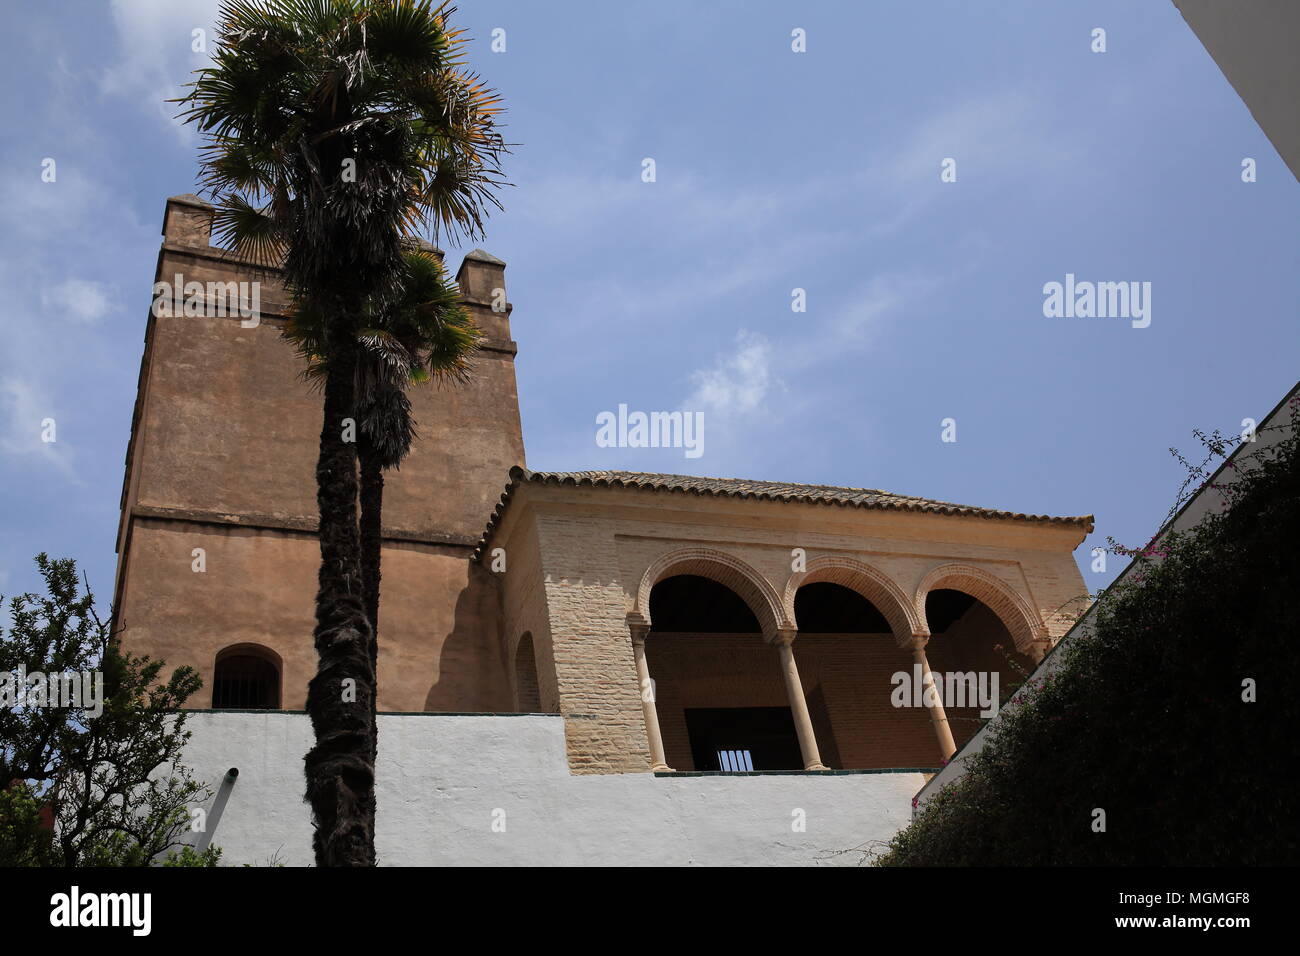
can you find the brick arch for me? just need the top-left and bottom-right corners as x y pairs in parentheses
(914, 563), (1045, 652)
(635, 547), (786, 638)
(783, 556), (921, 646)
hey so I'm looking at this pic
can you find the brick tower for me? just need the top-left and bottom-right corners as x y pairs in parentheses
(112, 195), (524, 711)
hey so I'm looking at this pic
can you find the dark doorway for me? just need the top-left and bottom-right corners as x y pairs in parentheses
(685, 707), (802, 771)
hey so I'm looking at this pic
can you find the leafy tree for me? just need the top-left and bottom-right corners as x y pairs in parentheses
(877, 419), (1299, 865)
(0, 783), (56, 866)
(0, 554), (213, 867)
(177, 0), (506, 865)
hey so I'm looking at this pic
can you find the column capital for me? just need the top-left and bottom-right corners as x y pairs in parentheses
(909, 634), (930, 653)
(771, 627), (798, 647)
(627, 614), (651, 644)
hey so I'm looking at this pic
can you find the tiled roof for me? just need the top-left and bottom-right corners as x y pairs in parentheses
(471, 467), (1093, 560)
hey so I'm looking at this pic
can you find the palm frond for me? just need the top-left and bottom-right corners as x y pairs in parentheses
(210, 192), (289, 265)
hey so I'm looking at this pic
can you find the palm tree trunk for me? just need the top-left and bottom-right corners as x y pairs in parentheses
(358, 442), (383, 767)
(304, 347), (376, 867)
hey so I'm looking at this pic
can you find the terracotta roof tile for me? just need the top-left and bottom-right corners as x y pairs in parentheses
(472, 467), (1093, 560)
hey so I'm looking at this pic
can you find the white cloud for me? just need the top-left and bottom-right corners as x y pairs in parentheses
(40, 278), (115, 324)
(682, 331), (778, 417)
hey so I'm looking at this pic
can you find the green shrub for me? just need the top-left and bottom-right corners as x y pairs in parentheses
(878, 423), (1299, 865)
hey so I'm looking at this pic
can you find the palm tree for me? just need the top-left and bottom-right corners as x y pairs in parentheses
(285, 245), (480, 764)
(177, 0), (506, 866)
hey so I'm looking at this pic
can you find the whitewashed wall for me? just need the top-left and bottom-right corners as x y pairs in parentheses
(178, 712), (922, 866)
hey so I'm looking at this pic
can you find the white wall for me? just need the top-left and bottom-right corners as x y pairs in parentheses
(179, 711), (922, 866)
(1173, 0), (1300, 181)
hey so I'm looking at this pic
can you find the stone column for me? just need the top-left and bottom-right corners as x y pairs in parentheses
(629, 620), (672, 772)
(772, 629), (828, 771)
(912, 636), (956, 762)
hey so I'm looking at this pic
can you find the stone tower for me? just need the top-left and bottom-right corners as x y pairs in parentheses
(112, 195), (524, 711)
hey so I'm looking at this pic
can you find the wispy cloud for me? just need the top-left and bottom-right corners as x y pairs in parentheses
(0, 377), (77, 479)
(102, 0), (221, 141)
(867, 88), (1068, 188)
(40, 278), (116, 325)
(0, 66), (153, 486)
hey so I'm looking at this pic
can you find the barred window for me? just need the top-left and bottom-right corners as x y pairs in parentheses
(212, 648), (280, 709)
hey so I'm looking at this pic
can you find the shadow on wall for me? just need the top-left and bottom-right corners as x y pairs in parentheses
(197, 768), (239, 853)
(424, 560), (513, 712)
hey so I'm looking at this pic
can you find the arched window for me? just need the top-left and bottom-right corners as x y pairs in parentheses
(212, 645), (281, 709)
(514, 633), (541, 712)
(646, 575), (798, 772)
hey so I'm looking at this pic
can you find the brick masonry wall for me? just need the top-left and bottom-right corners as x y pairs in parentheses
(793, 633), (944, 770)
(534, 513), (653, 773)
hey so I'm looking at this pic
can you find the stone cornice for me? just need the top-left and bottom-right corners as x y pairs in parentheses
(130, 504), (479, 549)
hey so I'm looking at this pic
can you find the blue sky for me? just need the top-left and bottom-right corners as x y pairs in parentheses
(1, 0), (1297, 607)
